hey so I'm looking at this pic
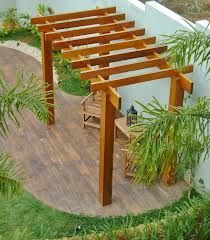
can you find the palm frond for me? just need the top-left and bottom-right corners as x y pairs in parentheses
(162, 27), (210, 76)
(129, 97), (210, 185)
(0, 69), (53, 137)
(0, 153), (24, 197)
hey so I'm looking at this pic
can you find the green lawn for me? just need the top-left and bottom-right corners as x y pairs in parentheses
(0, 190), (201, 239)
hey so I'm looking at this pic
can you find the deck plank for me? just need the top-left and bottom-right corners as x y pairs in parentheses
(0, 46), (188, 216)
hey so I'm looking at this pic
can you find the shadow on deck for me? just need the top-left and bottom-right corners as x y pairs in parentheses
(0, 46), (188, 216)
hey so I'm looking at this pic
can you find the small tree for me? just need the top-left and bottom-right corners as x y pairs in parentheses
(0, 69), (53, 197)
(129, 26), (210, 185)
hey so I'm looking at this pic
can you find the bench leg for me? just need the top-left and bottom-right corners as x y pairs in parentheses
(114, 126), (118, 139)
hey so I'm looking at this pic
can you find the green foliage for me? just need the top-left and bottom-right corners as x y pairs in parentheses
(87, 196), (210, 240)
(0, 190), (201, 239)
(17, 13), (31, 29)
(129, 97), (210, 185)
(54, 54), (90, 96)
(0, 70), (52, 137)
(0, 228), (33, 240)
(0, 153), (24, 198)
(0, 27), (41, 49)
(0, 69), (52, 197)
(0, 8), (31, 30)
(37, 3), (55, 16)
(0, 8), (18, 29)
(162, 25), (210, 75)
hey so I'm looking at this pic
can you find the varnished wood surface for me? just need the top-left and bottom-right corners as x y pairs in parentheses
(0, 47), (188, 216)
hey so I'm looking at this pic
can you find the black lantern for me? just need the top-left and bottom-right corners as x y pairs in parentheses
(126, 105), (138, 126)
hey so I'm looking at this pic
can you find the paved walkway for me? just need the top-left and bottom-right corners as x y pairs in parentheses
(0, 46), (188, 216)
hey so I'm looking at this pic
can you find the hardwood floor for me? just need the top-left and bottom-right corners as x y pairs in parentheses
(0, 46), (188, 216)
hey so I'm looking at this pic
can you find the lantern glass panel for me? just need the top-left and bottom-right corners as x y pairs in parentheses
(126, 105), (138, 126)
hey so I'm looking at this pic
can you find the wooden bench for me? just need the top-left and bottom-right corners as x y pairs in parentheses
(81, 92), (101, 128)
(115, 116), (143, 177)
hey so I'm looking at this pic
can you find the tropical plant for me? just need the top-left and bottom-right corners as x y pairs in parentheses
(162, 23), (210, 75)
(129, 97), (210, 185)
(128, 21), (210, 186)
(0, 8), (18, 30)
(37, 4), (55, 16)
(0, 69), (53, 197)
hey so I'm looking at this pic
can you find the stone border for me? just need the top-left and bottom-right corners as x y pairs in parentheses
(0, 40), (58, 82)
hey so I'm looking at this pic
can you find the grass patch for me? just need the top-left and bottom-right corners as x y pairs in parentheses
(89, 196), (210, 240)
(0, 28), (89, 96)
(54, 54), (90, 96)
(0, 190), (201, 239)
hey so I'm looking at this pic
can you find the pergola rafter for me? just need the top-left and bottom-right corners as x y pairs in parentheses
(31, 6), (194, 206)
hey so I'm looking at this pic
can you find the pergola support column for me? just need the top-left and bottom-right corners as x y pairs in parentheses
(99, 91), (115, 206)
(41, 32), (55, 125)
(162, 77), (184, 185)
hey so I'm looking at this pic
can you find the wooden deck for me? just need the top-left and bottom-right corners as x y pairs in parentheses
(0, 46), (188, 216)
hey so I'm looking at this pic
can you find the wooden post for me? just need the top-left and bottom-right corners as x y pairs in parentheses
(162, 77), (184, 185)
(41, 32), (55, 125)
(99, 91), (115, 206)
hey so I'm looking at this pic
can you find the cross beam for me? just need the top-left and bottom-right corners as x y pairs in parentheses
(31, 6), (194, 207)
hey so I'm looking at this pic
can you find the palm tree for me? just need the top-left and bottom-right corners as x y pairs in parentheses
(0, 69), (53, 198)
(162, 23), (210, 75)
(129, 25), (210, 185)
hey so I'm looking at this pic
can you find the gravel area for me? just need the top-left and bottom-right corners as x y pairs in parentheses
(0, 40), (58, 83)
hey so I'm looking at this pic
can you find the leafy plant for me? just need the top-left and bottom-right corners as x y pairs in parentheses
(129, 97), (210, 185)
(88, 196), (210, 240)
(162, 24), (210, 75)
(0, 69), (53, 197)
(0, 8), (18, 30)
(54, 54), (90, 96)
(37, 4), (55, 16)
(18, 13), (31, 29)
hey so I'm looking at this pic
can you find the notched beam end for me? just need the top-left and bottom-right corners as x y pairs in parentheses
(178, 72), (194, 94)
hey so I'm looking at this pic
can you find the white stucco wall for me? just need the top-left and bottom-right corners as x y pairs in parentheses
(0, 0), (16, 11)
(16, 0), (96, 15)
(96, 0), (210, 192)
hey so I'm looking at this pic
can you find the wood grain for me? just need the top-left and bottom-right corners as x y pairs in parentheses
(31, 6), (117, 24)
(0, 46), (188, 216)
(71, 44), (169, 69)
(91, 69), (177, 91)
(38, 13), (126, 32)
(41, 32), (54, 125)
(53, 28), (145, 49)
(62, 37), (157, 58)
(45, 20), (135, 41)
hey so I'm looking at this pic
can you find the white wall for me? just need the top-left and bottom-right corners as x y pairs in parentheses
(96, 0), (210, 191)
(16, 0), (96, 15)
(0, 0), (16, 11)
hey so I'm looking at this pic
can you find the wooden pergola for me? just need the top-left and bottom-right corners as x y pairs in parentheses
(31, 6), (193, 206)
